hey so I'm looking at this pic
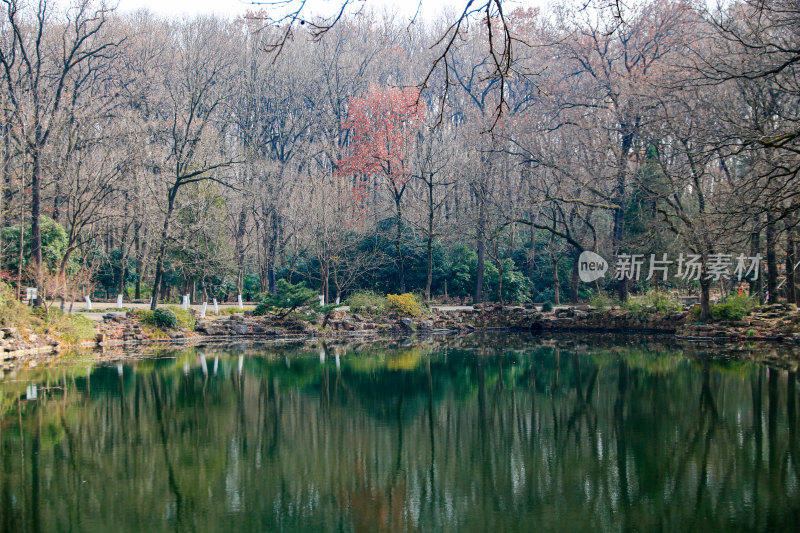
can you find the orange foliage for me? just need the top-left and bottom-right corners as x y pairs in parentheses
(337, 85), (425, 205)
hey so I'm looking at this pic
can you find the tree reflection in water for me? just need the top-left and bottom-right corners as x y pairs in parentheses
(1, 335), (799, 532)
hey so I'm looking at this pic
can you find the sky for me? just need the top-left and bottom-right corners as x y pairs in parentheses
(113, 0), (544, 21)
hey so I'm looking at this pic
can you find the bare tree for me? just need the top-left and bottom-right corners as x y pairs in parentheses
(0, 0), (118, 302)
(147, 17), (238, 309)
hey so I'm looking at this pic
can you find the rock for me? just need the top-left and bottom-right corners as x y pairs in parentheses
(399, 318), (414, 331)
(419, 320), (434, 330)
(196, 323), (222, 335)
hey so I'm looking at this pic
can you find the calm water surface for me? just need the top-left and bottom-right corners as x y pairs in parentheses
(1, 334), (800, 532)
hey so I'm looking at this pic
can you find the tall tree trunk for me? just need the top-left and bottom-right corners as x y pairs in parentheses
(497, 260), (504, 305)
(118, 221), (130, 298)
(134, 222), (143, 300)
(786, 218), (797, 304)
(751, 228), (762, 302)
(474, 198), (486, 304)
(236, 208), (247, 296)
(16, 179), (24, 300)
(322, 254), (330, 305)
(425, 180), (434, 301)
(528, 219), (536, 279)
(150, 189), (177, 310)
(700, 274), (711, 321)
(395, 195), (406, 293)
(613, 128), (632, 302)
(259, 224), (269, 294)
(51, 180), (61, 223)
(612, 200), (627, 301)
(31, 144), (43, 303)
(551, 255), (560, 305)
(766, 212), (778, 302)
(268, 213), (279, 295)
(570, 248), (580, 304)
(0, 115), (9, 266)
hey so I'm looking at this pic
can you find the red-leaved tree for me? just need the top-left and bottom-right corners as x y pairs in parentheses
(337, 86), (425, 292)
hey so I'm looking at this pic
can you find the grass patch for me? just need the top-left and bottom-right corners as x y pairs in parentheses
(41, 309), (96, 344)
(77, 307), (131, 313)
(163, 306), (195, 330)
(215, 306), (254, 315)
(59, 315), (96, 344)
(0, 284), (34, 329)
(0, 284), (97, 345)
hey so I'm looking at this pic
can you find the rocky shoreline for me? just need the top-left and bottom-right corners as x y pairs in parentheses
(2, 302), (799, 368)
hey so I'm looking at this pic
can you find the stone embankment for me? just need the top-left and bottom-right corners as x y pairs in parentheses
(0, 326), (65, 359)
(3, 302), (800, 370)
(677, 303), (800, 344)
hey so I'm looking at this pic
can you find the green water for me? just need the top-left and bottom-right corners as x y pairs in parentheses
(1, 335), (800, 532)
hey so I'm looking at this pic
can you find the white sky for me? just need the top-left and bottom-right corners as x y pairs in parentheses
(113, 0), (545, 21)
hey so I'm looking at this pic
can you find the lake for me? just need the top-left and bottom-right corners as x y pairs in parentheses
(1, 334), (799, 532)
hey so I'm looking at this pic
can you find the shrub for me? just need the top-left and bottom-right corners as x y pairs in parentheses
(589, 293), (616, 311)
(258, 279), (318, 317)
(541, 301), (554, 313)
(346, 291), (388, 314)
(153, 308), (178, 329)
(137, 308), (180, 329)
(623, 289), (681, 316)
(253, 303), (273, 316)
(386, 293), (425, 317)
(317, 303), (338, 314)
(710, 294), (756, 322)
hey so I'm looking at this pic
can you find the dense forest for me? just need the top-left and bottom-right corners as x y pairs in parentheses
(0, 0), (798, 316)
